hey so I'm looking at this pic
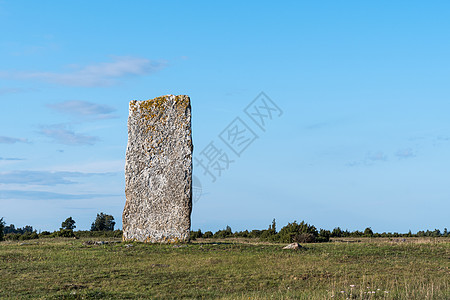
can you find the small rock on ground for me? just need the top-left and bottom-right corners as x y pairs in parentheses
(283, 242), (302, 250)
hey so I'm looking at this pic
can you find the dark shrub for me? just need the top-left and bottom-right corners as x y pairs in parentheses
(249, 230), (262, 238)
(54, 229), (76, 238)
(113, 229), (123, 238)
(213, 226), (232, 239)
(0, 218), (4, 241)
(331, 227), (343, 237)
(275, 221), (319, 243)
(19, 232), (39, 240)
(39, 231), (52, 238)
(5, 233), (20, 241)
(318, 229), (331, 242)
(202, 231), (213, 238)
(233, 230), (249, 238)
(190, 229), (203, 240)
(260, 219), (277, 241)
(293, 233), (316, 243)
(364, 227), (374, 237)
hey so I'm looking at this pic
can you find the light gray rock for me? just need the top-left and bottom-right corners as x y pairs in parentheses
(282, 242), (302, 250)
(123, 95), (192, 243)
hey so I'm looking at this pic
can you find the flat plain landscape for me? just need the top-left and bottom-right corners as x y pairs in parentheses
(0, 237), (448, 299)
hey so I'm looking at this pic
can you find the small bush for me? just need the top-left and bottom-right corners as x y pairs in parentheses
(202, 231), (213, 238)
(4, 232), (39, 240)
(53, 229), (76, 238)
(318, 229), (331, 242)
(233, 230), (249, 238)
(5, 233), (20, 241)
(258, 219), (278, 241)
(248, 230), (262, 238)
(190, 229), (203, 240)
(364, 227), (374, 237)
(213, 226), (233, 239)
(269, 220), (323, 243)
(293, 233), (316, 243)
(39, 231), (52, 238)
(19, 232), (39, 240)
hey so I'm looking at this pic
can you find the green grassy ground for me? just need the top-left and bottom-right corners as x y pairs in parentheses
(0, 237), (448, 299)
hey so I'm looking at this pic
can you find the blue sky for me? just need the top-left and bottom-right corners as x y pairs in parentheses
(0, 1), (449, 233)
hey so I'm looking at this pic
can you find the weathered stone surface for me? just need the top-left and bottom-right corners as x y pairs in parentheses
(123, 95), (192, 243)
(282, 243), (302, 250)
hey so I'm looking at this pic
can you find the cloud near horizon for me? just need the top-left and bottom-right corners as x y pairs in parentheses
(0, 87), (38, 95)
(0, 157), (24, 161)
(366, 151), (388, 162)
(395, 148), (415, 159)
(39, 124), (99, 145)
(47, 100), (117, 120)
(0, 56), (167, 87)
(0, 136), (28, 144)
(347, 148), (418, 167)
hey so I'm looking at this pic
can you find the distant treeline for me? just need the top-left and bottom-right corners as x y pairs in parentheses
(0, 213), (117, 241)
(1, 217), (448, 243)
(190, 219), (449, 243)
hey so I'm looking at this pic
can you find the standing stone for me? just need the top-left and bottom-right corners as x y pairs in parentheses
(123, 95), (192, 243)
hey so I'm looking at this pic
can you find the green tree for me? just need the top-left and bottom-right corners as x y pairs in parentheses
(0, 217), (5, 241)
(364, 227), (374, 237)
(213, 225), (233, 238)
(276, 221), (319, 243)
(90, 213), (115, 231)
(331, 227), (343, 237)
(260, 219), (277, 240)
(318, 229), (331, 242)
(61, 217), (76, 230)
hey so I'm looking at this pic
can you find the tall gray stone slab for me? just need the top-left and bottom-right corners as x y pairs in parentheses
(123, 95), (192, 243)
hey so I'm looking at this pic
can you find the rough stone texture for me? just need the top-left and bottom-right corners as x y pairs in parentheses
(123, 95), (192, 243)
(282, 243), (302, 250)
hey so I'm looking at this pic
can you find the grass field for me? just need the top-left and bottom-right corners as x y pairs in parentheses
(0, 237), (448, 299)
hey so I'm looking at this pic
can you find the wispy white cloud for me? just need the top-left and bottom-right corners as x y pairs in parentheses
(366, 151), (388, 162)
(39, 124), (99, 145)
(0, 170), (114, 186)
(47, 100), (117, 120)
(346, 151), (387, 167)
(395, 148), (415, 159)
(0, 157), (24, 161)
(437, 135), (450, 142)
(347, 148), (418, 167)
(345, 161), (360, 167)
(0, 87), (38, 95)
(0, 56), (167, 87)
(0, 136), (28, 144)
